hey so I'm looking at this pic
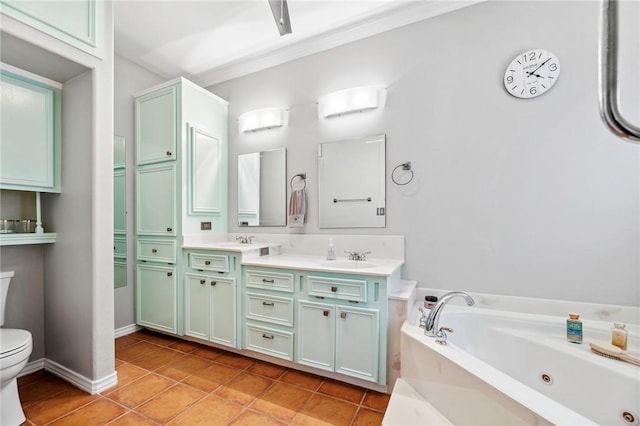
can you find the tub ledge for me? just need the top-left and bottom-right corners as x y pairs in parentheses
(382, 378), (453, 425)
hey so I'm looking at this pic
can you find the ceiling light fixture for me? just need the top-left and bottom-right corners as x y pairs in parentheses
(268, 0), (292, 36)
(238, 107), (287, 133)
(318, 86), (387, 118)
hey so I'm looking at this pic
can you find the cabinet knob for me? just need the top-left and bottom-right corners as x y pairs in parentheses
(262, 278), (275, 284)
(262, 333), (274, 340)
(166, 150), (172, 156)
(211, 281), (217, 286)
(205, 260), (211, 265)
(323, 310), (329, 317)
(340, 312), (347, 319)
(151, 248), (157, 253)
(167, 272), (173, 277)
(262, 301), (275, 307)
(200, 279), (206, 285)
(331, 286), (338, 293)
(167, 227), (173, 232)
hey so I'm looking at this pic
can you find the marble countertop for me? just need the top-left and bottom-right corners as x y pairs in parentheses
(241, 253), (404, 277)
(182, 241), (280, 254)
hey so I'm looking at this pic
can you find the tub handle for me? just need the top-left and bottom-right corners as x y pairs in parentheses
(435, 327), (454, 345)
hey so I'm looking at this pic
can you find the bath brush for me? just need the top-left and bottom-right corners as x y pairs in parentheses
(590, 341), (640, 366)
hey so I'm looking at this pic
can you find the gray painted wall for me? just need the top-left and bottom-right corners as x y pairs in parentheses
(209, 1), (639, 306)
(113, 55), (164, 330)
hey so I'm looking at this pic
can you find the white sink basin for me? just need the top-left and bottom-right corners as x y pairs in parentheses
(320, 260), (378, 269)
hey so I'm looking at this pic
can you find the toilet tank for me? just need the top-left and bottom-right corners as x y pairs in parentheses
(0, 271), (15, 326)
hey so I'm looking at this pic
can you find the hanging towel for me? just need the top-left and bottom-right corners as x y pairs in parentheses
(288, 189), (306, 227)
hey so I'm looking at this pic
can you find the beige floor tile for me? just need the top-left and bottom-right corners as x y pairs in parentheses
(155, 354), (212, 381)
(352, 407), (385, 426)
(19, 374), (75, 406)
(144, 332), (178, 347)
(214, 373), (273, 406)
(103, 364), (148, 395)
(362, 390), (390, 412)
(114, 335), (141, 352)
(279, 369), (324, 391)
(230, 410), (287, 426)
(169, 395), (243, 426)
(215, 353), (255, 369)
(318, 379), (366, 404)
(115, 341), (161, 362)
(105, 373), (174, 408)
(128, 346), (184, 371)
(17, 370), (49, 388)
(106, 411), (156, 426)
(48, 398), (127, 426)
(247, 361), (287, 379)
(293, 394), (358, 426)
(136, 383), (206, 424)
(191, 346), (225, 361)
(182, 362), (240, 392)
(251, 381), (313, 422)
(168, 339), (201, 353)
(23, 387), (99, 425)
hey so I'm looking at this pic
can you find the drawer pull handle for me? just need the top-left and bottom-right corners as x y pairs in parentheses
(340, 312), (347, 319)
(166, 227), (172, 232)
(167, 272), (173, 277)
(151, 248), (157, 253)
(323, 310), (329, 317)
(262, 333), (274, 340)
(166, 150), (172, 156)
(262, 278), (275, 283)
(262, 301), (275, 307)
(200, 279), (206, 284)
(205, 260), (211, 265)
(331, 286), (338, 293)
(211, 281), (217, 286)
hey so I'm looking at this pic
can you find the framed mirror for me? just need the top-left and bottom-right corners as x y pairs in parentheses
(318, 134), (385, 228)
(238, 148), (286, 226)
(113, 135), (126, 288)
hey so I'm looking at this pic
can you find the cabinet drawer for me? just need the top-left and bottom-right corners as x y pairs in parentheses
(246, 270), (294, 293)
(114, 237), (126, 258)
(189, 253), (229, 273)
(245, 324), (293, 361)
(137, 239), (176, 263)
(246, 293), (294, 327)
(307, 276), (367, 302)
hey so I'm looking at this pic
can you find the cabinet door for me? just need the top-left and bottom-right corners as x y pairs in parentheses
(136, 264), (177, 333)
(188, 125), (222, 214)
(297, 301), (334, 372)
(135, 86), (177, 165)
(136, 163), (176, 236)
(0, 72), (60, 192)
(210, 277), (236, 348)
(113, 169), (126, 234)
(185, 274), (210, 340)
(336, 306), (379, 382)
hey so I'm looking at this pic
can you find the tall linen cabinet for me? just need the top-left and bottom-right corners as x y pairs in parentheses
(134, 78), (228, 335)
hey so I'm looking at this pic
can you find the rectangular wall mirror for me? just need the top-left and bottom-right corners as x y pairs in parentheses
(238, 148), (286, 226)
(318, 134), (385, 228)
(113, 135), (127, 288)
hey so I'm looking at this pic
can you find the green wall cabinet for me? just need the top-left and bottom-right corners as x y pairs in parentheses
(136, 264), (177, 333)
(134, 78), (228, 335)
(0, 69), (61, 193)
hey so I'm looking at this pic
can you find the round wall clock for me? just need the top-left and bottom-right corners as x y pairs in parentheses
(503, 49), (560, 99)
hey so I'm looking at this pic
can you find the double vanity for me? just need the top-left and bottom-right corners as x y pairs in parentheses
(137, 237), (407, 391)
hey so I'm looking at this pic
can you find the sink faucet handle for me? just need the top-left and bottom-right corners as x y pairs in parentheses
(435, 326), (454, 345)
(344, 250), (356, 260)
(247, 236), (254, 244)
(358, 251), (372, 261)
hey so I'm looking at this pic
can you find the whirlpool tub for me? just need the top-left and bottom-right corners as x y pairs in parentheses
(391, 302), (639, 425)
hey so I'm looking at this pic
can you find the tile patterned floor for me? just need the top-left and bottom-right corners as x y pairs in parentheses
(17, 329), (390, 425)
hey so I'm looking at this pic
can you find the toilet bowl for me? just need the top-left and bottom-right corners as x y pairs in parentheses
(1, 271), (33, 426)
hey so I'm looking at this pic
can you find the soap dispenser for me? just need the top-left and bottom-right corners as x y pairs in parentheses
(326, 238), (336, 260)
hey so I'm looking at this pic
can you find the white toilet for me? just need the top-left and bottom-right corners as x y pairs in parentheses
(0, 271), (33, 426)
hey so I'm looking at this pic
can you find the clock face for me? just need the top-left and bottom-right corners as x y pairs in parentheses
(504, 49), (560, 99)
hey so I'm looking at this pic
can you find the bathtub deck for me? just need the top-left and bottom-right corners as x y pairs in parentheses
(382, 378), (453, 425)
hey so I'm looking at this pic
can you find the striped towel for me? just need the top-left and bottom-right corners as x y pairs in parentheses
(288, 189), (306, 227)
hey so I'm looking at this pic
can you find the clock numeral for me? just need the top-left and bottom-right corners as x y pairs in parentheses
(529, 52), (536, 61)
(549, 63), (558, 71)
(506, 76), (514, 84)
(529, 87), (537, 95)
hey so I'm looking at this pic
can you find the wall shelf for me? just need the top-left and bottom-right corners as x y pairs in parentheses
(0, 233), (56, 246)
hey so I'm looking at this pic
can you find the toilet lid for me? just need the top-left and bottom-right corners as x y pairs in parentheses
(0, 329), (32, 358)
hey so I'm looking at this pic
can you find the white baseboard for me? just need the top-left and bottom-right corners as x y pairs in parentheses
(17, 358), (118, 394)
(114, 323), (142, 338)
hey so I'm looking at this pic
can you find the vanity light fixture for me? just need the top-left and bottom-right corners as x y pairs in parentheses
(238, 107), (286, 133)
(318, 86), (386, 118)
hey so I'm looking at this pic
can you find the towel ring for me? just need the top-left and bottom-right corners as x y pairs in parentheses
(290, 173), (307, 190)
(391, 162), (414, 186)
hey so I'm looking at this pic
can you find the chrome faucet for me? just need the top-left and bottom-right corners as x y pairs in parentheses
(236, 235), (254, 244)
(424, 291), (475, 337)
(344, 250), (371, 261)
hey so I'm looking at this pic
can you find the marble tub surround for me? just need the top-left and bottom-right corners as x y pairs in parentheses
(415, 288), (639, 326)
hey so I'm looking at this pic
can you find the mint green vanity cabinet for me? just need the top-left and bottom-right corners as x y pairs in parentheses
(0, 70), (61, 193)
(134, 77), (227, 336)
(0, 0), (104, 58)
(136, 264), (178, 333)
(184, 250), (238, 348)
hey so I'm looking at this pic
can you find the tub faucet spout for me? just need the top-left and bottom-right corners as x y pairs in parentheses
(424, 291), (475, 337)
